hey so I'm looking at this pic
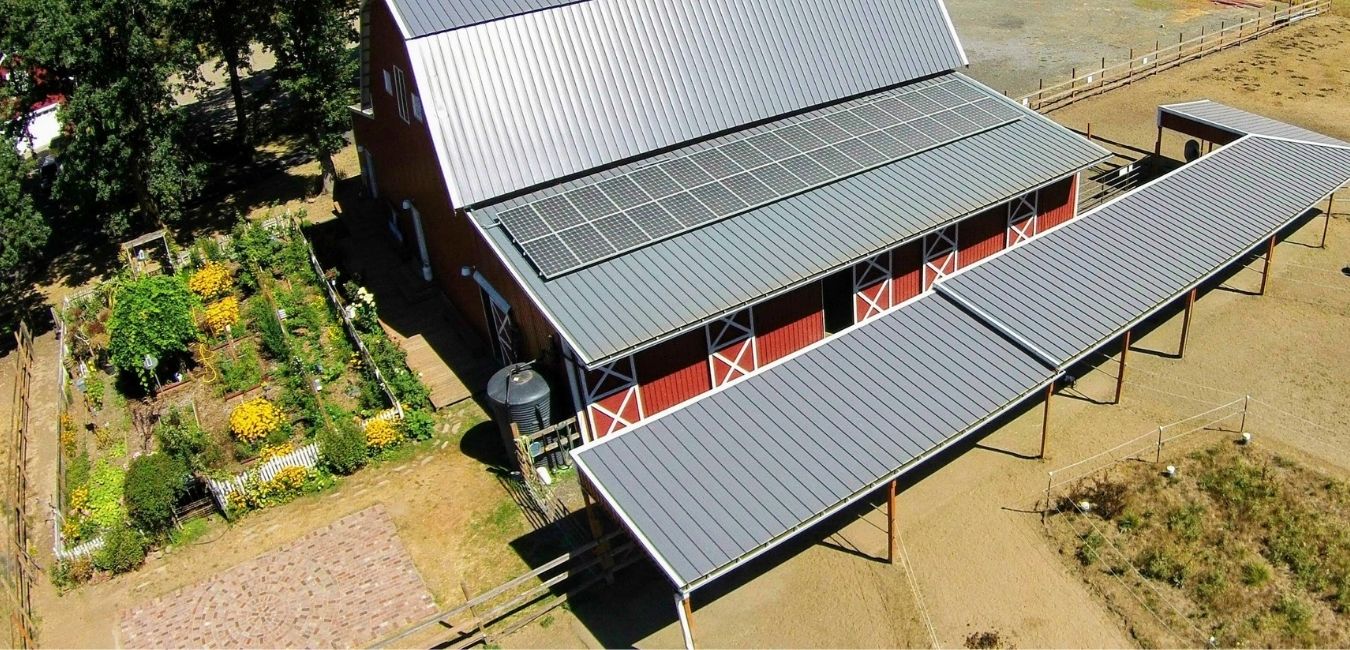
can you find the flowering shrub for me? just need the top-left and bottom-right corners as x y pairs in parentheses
(225, 466), (322, 514)
(203, 296), (240, 335)
(69, 486), (89, 513)
(188, 262), (233, 299)
(60, 414), (78, 456)
(229, 398), (284, 443)
(61, 519), (81, 542)
(364, 418), (402, 450)
(259, 442), (295, 462)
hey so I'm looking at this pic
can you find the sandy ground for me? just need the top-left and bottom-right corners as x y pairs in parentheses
(953, 0), (1263, 95)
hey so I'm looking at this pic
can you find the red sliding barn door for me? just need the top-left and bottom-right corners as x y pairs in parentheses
(582, 358), (643, 438)
(707, 309), (757, 387)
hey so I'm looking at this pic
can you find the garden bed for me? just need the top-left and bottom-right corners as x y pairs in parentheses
(1045, 439), (1349, 648)
(51, 214), (436, 588)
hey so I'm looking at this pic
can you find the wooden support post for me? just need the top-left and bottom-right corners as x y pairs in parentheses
(676, 593), (695, 650)
(1322, 192), (1334, 249)
(1086, 122), (1092, 141)
(1115, 329), (1131, 404)
(886, 479), (897, 565)
(1039, 381), (1054, 459)
(582, 481), (616, 584)
(1178, 288), (1196, 358)
(1259, 236), (1276, 295)
(1154, 125), (1163, 157)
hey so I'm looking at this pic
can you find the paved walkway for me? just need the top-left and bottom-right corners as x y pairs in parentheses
(119, 506), (436, 648)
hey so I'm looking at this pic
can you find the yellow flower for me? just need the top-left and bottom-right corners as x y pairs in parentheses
(69, 486), (89, 513)
(364, 418), (402, 449)
(188, 262), (233, 299)
(229, 398), (284, 443)
(203, 297), (240, 335)
(259, 442), (295, 462)
(269, 466), (309, 492)
(61, 520), (80, 542)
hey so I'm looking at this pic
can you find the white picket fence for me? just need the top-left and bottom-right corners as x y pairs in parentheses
(364, 407), (403, 428)
(52, 508), (105, 562)
(206, 443), (320, 507)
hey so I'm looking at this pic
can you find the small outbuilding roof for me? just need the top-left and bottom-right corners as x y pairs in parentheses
(402, 0), (969, 206)
(474, 73), (1108, 367)
(1158, 100), (1348, 147)
(939, 134), (1350, 369)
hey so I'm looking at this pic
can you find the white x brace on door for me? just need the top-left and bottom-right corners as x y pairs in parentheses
(922, 225), (958, 290)
(1006, 191), (1039, 247)
(853, 252), (893, 322)
(706, 309), (757, 387)
(581, 357), (643, 438)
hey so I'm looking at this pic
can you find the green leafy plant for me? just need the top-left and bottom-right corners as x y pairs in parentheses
(87, 459), (128, 529)
(123, 453), (188, 535)
(318, 411), (367, 475)
(249, 296), (290, 360)
(85, 374), (106, 410)
(93, 524), (147, 574)
(107, 274), (199, 386)
(155, 407), (209, 471)
(403, 409), (435, 442)
(218, 343), (263, 394)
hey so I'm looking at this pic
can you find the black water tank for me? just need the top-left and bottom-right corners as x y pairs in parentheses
(485, 363), (552, 457)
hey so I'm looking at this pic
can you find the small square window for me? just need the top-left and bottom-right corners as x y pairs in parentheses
(411, 94), (424, 123)
(382, 69), (392, 95)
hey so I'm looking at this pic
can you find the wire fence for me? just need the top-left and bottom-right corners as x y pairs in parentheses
(1016, 0), (1330, 112)
(4, 322), (36, 648)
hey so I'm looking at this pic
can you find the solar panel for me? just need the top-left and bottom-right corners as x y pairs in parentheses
(597, 176), (651, 210)
(689, 149), (743, 179)
(494, 75), (1024, 278)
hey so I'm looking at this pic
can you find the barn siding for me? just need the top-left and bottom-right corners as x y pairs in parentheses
(353, 2), (556, 366)
(957, 206), (1006, 266)
(1038, 175), (1078, 231)
(755, 283), (824, 365)
(891, 240), (922, 304)
(636, 330), (711, 416)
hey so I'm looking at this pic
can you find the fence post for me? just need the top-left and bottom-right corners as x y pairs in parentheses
(1127, 48), (1134, 84)
(1043, 472), (1053, 522)
(1240, 395), (1249, 432)
(1155, 426), (1164, 463)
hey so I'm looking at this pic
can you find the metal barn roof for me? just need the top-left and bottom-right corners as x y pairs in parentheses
(939, 134), (1350, 369)
(574, 127), (1350, 595)
(405, 0), (969, 207)
(1159, 100), (1348, 147)
(474, 73), (1109, 367)
(572, 293), (1056, 590)
(386, 0), (585, 37)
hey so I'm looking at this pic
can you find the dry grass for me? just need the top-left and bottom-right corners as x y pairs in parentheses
(1047, 440), (1350, 648)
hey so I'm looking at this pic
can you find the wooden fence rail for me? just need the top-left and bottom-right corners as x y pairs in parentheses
(371, 531), (638, 649)
(6, 322), (36, 648)
(1018, 0), (1329, 112)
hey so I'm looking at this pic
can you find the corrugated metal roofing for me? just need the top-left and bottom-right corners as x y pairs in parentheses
(406, 0), (969, 207)
(1159, 100), (1348, 147)
(572, 293), (1056, 590)
(939, 135), (1350, 368)
(473, 74), (1109, 368)
(573, 130), (1350, 594)
(386, 0), (585, 37)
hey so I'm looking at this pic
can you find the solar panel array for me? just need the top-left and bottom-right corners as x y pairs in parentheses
(496, 76), (1024, 278)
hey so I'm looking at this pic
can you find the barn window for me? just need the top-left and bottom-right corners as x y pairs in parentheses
(393, 66), (409, 123)
(581, 358), (643, 439)
(922, 225), (958, 290)
(382, 69), (392, 95)
(706, 309), (757, 387)
(1006, 191), (1038, 247)
(852, 252), (893, 322)
(411, 94), (424, 123)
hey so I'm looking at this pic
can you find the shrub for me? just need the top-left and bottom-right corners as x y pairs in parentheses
(1077, 530), (1104, 566)
(364, 418), (401, 450)
(155, 407), (209, 470)
(124, 453), (188, 535)
(188, 262), (233, 299)
(250, 297), (289, 360)
(107, 275), (199, 386)
(68, 558), (93, 584)
(218, 343), (263, 394)
(224, 466), (318, 514)
(229, 398), (284, 443)
(404, 409), (436, 441)
(69, 486), (89, 513)
(1165, 504), (1205, 542)
(93, 524), (146, 574)
(203, 296), (240, 335)
(86, 375), (105, 410)
(319, 416), (367, 475)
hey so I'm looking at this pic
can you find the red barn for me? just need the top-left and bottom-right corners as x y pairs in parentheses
(351, 0), (1107, 444)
